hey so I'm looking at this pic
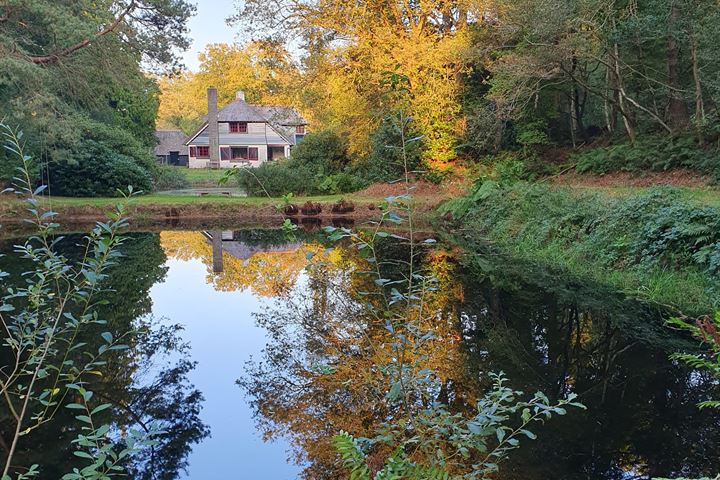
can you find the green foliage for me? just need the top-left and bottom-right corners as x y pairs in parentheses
(573, 136), (720, 180)
(669, 312), (720, 410)
(154, 166), (191, 191)
(445, 183), (720, 312)
(49, 149), (153, 197)
(0, 0), (193, 196)
(0, 125), (157, 478)
(290, 131), (351, 174)
(355, 115), (424, 183)
(236, 161), (319, 196)
(238, 130), (368, 196)
(333, 373), (584, 479)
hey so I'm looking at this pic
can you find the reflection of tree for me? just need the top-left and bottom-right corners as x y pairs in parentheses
(241, 238), (720, 480)
(1, 233), (209, 479)
(456, 258), (720, 479)
(239, 245), (471, 479)
(160, 230), (352, 296)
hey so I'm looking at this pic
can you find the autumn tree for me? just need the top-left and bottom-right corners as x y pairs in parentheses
(157, 41), (299, 133)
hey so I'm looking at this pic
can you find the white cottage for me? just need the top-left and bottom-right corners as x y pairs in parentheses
(185, 88), (307, 169)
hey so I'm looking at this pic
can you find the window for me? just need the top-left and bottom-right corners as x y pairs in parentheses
(230, 146), (259, 161)
(295, 125), (305, 134)
(229, 122), (248, 133)
(196, 146), (209, 158)
(189, 146), (197, 157)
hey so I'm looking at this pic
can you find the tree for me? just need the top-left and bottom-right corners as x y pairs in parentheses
(0, 0), (194, 194)
(157, 41), (299, 133)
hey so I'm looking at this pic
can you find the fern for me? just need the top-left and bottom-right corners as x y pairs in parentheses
(333, 431), (370, 480)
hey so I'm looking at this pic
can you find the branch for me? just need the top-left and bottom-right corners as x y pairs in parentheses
(29, 0), (137, 65)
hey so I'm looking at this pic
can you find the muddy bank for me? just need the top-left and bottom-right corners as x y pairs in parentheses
(0, 199), (440, 238)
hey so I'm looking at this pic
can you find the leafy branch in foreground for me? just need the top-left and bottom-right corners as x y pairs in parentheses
(0, 123), (160, 479)
(669, 312), (720, 410)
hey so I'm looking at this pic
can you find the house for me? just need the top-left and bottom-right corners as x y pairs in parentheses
(154, 129), (189, 166)
(185, 88), (308, 169)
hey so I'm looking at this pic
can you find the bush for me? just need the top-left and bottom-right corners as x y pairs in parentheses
(239, 130), (367, 197)
(355, 117), (423, 183)
(573, 136), (720, 179)
(49, 149), (153, 197)
(154, 167), (190, 191)
(290, 131), (350, 174)
(237, 161), (318, 196)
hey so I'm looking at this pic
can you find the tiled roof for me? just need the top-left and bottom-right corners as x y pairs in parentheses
(185, 98), (306, 145)
(217, 99), (268, 122)
(154, 130), (187, 155)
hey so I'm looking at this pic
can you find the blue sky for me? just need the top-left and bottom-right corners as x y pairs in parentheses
(181, 0), (238, 71)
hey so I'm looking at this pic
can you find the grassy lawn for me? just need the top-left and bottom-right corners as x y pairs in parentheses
(179, 167), (232, 185)
(0, 193), (356, 208)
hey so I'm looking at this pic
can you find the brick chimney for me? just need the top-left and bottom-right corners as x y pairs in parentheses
(236, 90), (245, 101)
(207, 87), (220, 168)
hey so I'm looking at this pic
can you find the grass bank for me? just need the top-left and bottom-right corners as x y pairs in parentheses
(440, 182), (720, 314)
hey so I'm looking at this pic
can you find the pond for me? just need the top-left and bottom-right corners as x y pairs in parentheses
(0, 226), (719, 479)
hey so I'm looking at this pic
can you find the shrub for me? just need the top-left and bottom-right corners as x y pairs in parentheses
(49, 149), (153, 197)
(290, 130), (350, 174)
(155, 166), (191, 191)
(237, 161), (318, 196)
(355, 117), (423, 183)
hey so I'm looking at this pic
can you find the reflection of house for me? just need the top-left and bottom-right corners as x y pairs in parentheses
(185, 88), (308, 169)
(155, 130), (189, 166)
(203, 230), (302, 273)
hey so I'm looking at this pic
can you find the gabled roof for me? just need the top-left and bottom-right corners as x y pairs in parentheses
(218, 99), (268, 122)
(154, 130), (188, 155)
(185, 97), (305, 146)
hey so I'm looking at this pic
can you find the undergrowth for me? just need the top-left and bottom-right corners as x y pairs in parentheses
(572, 136), (720, 181)
(441, 182), (720, 314)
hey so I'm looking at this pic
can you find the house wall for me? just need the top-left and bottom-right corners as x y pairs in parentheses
(187, 122), (291, 169)
(191, 122), (288, 146)
(188, 144), (270, 169)
(187, 122), (289, 168)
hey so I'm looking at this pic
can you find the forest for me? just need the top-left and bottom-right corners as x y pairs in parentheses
(2, 0), (720, 195)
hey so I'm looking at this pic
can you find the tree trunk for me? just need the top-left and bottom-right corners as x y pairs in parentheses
(690, 30), (705, 142)
(666, 2), (690, 131)
(613, 43), (637, 143)
(605, 64), (617, 134)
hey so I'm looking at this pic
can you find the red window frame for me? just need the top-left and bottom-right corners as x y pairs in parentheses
(196, 146), (209, 158)
(229, 146), (259, 162)
(189, 146), (197, 157)
(229, 122), (248, 133)
(295, 125), (305, 134)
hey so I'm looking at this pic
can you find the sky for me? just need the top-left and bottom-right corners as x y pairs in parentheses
(180, 0), (239, 72)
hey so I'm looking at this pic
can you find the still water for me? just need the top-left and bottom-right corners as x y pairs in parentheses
(1, 227), (719, 479)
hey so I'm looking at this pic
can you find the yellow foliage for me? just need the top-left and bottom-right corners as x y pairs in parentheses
(156, 42), (300, 134)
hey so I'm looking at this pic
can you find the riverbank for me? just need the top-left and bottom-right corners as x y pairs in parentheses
(440, 182), (720, 315)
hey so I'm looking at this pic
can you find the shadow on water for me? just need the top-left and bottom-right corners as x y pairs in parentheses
(0, 227), (718, 479)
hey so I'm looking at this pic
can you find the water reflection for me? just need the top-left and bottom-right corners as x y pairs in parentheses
(1, 228), (718, 479)
(237, 237), (720, 479)
(0, 234), (209, 479)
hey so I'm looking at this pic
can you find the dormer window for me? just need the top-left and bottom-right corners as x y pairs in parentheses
(229, 122), (247, 133)
(295, 125), (305, 134)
